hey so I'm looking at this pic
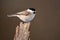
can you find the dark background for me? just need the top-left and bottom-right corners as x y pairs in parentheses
(0, 0), (60, 40)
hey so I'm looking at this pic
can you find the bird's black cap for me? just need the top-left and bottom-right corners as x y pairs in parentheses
(29, 8), (35, 11)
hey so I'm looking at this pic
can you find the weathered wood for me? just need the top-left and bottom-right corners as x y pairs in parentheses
(14, 22), (30, 40)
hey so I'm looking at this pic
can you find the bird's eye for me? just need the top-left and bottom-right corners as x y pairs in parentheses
(33, 12), (36, 14)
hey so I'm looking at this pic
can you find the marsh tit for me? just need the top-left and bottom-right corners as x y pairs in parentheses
(7, 8), (36, 22)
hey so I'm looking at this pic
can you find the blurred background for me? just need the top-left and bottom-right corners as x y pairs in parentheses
(0, 0), (60, 40)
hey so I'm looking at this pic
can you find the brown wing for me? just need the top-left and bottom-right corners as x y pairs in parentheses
(25, 11), (31, 16)
(21, 11), (31, 16)
(16, 10), (31, 16)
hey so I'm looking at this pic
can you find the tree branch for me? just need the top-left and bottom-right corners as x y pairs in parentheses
(14, 22), (31, 40)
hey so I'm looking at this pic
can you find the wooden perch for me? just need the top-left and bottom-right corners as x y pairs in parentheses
(14, 22), (31, 40)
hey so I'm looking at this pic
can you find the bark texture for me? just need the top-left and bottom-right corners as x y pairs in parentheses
(14, 22), (30, 40)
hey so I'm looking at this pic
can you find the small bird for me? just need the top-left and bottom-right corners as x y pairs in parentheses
(7, 8), (36, 22)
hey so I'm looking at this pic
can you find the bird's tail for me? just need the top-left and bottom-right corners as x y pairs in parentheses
(7, 14), (17, 17)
